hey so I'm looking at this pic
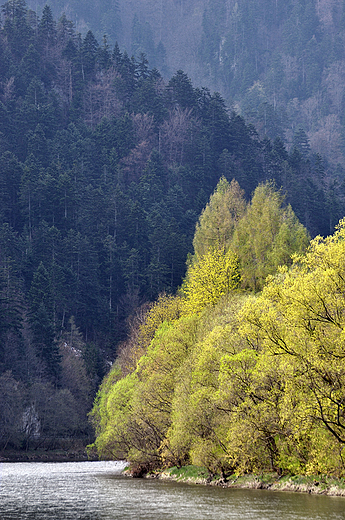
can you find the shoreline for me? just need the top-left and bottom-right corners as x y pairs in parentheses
(135, 466), (345, 497)
(0, 449), (98, 463)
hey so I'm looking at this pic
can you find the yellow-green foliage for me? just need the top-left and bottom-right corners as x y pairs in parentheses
(240, 219), (345, 452)
(138, 293), (182, 351)
(116, 293), (182, 375)
(182, 247), (241, 315)
(232, 181), (310, 291)
(91, 200), (345, 477)
(190, 178), (309, 303)
(167, 294), (248, 473)
(128, 317), (197, 465)
(91, 316), (198, 466)
(89, 367), (137, 459)
(193, 177), (246, 259)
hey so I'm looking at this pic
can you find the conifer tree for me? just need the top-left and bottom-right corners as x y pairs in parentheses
(29, 262), (61, 380)
(38, 5), (56, 49)
(81, 30), (99, 78)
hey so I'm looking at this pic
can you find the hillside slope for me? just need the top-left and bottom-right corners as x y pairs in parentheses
(26, 0), (345, 168)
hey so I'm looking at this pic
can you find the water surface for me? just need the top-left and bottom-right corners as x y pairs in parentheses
(0, 461), (344, 519)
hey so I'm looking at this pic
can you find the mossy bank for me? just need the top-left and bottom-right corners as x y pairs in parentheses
(126, 465), (345, 497)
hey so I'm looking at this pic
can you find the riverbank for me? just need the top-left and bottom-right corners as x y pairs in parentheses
(138, 465), (345, 497)
(0, 447), (98, 463)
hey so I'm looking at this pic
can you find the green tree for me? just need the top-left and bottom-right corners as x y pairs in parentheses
(193, 177), (246, 259)
(167, 294), (248, 474)
(92, 315), (197, 466)
(239, 219), (345, 474)
(116, 293), (182, 376)
(89, 368), (138, 460)
(1, 0), (33, 58)
(182, 247), (240, 315)
(29, 262), (60, 380)
(81, 30), (99, 78)
(232, 181), (310, 291)
(38, 5), (56, 53)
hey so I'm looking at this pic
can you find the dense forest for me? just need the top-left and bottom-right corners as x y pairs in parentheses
(0, 0), (344, 457)
(25, 0), (345, 169)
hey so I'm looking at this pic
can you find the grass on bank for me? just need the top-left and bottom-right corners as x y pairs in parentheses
(166, 465), (209, 481)
(144, 465), (345, 495)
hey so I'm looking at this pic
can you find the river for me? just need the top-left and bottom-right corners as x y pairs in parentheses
(0, 461), (344, 519)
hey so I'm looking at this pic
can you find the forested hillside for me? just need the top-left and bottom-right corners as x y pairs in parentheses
(25, 0), (345, 169)
(0, 0), (343, 451)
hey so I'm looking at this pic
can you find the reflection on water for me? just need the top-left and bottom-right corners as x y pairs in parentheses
(0, 461), (344, 520)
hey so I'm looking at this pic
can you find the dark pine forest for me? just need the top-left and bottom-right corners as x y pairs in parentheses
(0, 0), (343, 450)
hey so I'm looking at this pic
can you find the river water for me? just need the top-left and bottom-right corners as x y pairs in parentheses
(0, 461), (344, 519)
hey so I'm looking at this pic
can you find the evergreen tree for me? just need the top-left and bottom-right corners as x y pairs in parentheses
(81, 30), (99, 78)
(167, 70), (197, 110)
(38, 5), (56, 50)
(2, 0), (33, 58)
(29, 262), (61, 380)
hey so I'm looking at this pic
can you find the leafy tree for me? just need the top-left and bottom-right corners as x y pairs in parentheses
(167, 294), (247, 473)
(241, 219), (345, 449)
(193, 176), (246, 259)
(182, 247), (240, 315)
(91, 315), (197, 466)
(116, 293), (182, 375)
(232, 181), (310, 291)
(89, 368), (137, 460)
